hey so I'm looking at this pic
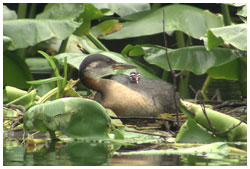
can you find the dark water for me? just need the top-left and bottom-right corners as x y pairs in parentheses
(3, 140), (247, 166)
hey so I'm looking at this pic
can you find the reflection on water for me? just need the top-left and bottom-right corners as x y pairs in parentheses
(4, 141), (111, 166)
(110, 155), (180, 165)
(3, 140), (247, 166)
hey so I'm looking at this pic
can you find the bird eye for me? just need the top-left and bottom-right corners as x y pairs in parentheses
(107, 59), (112, 64)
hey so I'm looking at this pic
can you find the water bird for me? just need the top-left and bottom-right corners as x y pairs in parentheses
(79, 54), (180, 117)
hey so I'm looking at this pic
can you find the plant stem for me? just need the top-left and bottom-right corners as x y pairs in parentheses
(86, 32), (109, 51)
(17, 3), (27, 19)
(58, 38), (69, 53)
(176, 31), (185, 48)
(201, 75), (211, 100)
(176, 31), (190, 98)
(17, 4), (28, 60)
(28, 3), (37, 18)
(163, 10), (180, 126)
(221, 4), (232, 26)
(38, 51), (62, 99)
(161, 70), (169, 81)
(62, 57), (68, 90)
(37, 88), (58, 104)
(179, 72), (190, 98)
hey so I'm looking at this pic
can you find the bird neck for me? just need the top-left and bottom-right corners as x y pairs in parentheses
(81, 75), (111, 93)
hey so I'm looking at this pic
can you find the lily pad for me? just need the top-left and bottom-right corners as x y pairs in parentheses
(24, 97), (111, 140)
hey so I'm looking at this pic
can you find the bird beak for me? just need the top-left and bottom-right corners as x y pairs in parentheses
(113, 63), (136, 70)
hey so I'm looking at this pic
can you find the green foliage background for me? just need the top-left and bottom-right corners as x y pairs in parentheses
(3, 3), (247, 100)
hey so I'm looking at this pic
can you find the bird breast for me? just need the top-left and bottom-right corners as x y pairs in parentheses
(100, 80), (160, 117)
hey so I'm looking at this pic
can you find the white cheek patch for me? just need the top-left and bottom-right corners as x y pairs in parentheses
(87, 62), (99, 69)
(85, 61), (114, 78)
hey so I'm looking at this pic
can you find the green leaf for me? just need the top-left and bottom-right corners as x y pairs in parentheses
(3, 19), (81, 49)
(36, 3), (103, 36)
(26, 76), (64, 85)
(3, 36), (13, 51)
(4, 86), (40, 103)
(179, 100), (247, 141)
(121, 10), (154, 21)
(207, 57), (246, 81)
(236, 4), (247, 17)
(3, 53), (33, 89)
(36, 3), (84, 19)
(204, 30), (224, 50)
(102, 4), (223, 40)
(38, 51), (60, 77)
(205, 23), (247, 51)
(143, 45), (245, 76)
(25, 58), (52, 74)
(24, 97), (111, 139)
(3, 5), (17, 20)
(7, 89), (38, 109)
(74, 3), (104, 36)
(91, 20), (122, 38)
(65, 99), (111, 139)
(175, 118), (225, 143)
(93, 3), (150, 17)
(122, 44), (145, 57)
(55, 53), (85, 69)
(120, 127), (165, 144)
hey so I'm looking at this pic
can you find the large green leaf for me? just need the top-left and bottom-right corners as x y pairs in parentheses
(102, 4), (223, 39)
(64, 98), (111, 139)
(3, 5), (17, 20)
(36, 3), (103, 36)
(179, 100), (247, 141)
(205, 23), (247, 51)
(143, 45), (246, 79)
(77, 3), (104, 21)
(36, 3), (84, 19)
(3, 19), (81, 49)
(175, 118), (225, 143)
(74, 3), (104, 35)
(24, 97), (111, 139)
(93, 3), (150, 17)
(207, 57), (246, 81)
(3, 53), (33, 89)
